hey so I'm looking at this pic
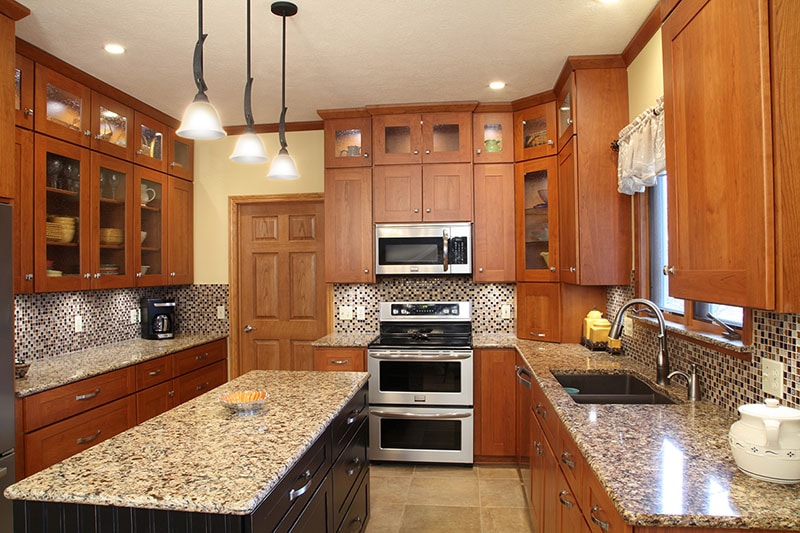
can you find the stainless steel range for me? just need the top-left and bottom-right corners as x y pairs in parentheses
(368, 302), (473, 464)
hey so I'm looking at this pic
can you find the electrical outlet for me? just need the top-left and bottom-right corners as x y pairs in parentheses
(339, 305), (353, 320)
(501, 304), (512, 320)
(355, 306), (365, 321)
(216, 305), (226, 320)
(74, 315), (83, 333)
(622, 315), (634, 337)
(762, 358), (784, 397)
(129, 309), (139, 324)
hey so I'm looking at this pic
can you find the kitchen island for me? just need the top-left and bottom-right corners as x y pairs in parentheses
(6, 370), (370, 532)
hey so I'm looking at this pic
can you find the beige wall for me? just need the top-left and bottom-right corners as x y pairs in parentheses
(193, 130), (325, 284)
(627, 28), (664, 119)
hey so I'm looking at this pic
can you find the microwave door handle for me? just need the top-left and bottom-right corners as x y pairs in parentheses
(442, 229), (449, 272)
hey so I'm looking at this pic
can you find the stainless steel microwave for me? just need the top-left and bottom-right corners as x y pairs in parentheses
(375, 222), (472, 275)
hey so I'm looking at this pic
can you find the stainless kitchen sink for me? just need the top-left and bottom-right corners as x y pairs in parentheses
(551, 372), (676, 405)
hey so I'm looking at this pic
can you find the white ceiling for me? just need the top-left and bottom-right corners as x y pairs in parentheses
(14, 0), (658, 126)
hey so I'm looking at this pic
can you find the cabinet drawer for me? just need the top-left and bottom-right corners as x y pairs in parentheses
(173, 360), (227, 405)
(531, 380), (558, 444)
(136, 381), (175, 424)
(338, 470), (369, 533)
(333, 422), (367, 524)
(173, 339), (227, 376)
(331, 384), (369, 460)
(557, 427), (584, 492)
(314, 348), (365, 372)
(135, 355), (173, 389)
(24, 396), (136, 475)
(584, 468), (629, 533)
(23, 367), (135, 432)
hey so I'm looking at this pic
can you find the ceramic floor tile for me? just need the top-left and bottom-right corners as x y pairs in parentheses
(370, 462), (416, 478)
(479, 478), (528, 508)
(365, 501), (404, 533)
(406, 476), (480, 507)
(480, 507), (534, 532)
(477, 464), (522, 480)
(413, 464), (478, 478)
(400, 505), (481, 533)
(370, 475), (412, 505)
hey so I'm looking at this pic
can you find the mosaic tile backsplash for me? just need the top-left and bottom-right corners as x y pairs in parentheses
(607, 285), (800, 414)
(14, 285), (229, 361)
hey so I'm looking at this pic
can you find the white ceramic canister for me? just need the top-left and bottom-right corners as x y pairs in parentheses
(728, 398), (800, 484)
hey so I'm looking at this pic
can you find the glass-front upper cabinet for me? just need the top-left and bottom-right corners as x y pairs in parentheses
(323, 116), (372, 168)
(93, 153), (134, 289)
(135, 167), (166, 286)
(133, 112), (167, 172)
(34, 64), (92, 147)
(91, 91), (134, 161)
(514, 102), (556, 162)
(167, 127), (194, 180)
(556, 72), (575, 151)
(515, 156), (559, 282)
(15, 54), (34, 128)
(35, 134), (91, 292)
(473, 112), (513, 164)
(372, 112), (472, 165)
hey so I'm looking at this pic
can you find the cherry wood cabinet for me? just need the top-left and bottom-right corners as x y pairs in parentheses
(136, 380), (174, 424)
(661, 0), (776, 309)
(373, 163), (472, 222)
(323, 116), (372, 168)
(14, 53), (34, 129)
(517, 282), (606, 343)
(34, 64), (92, 147)
(12, 127), (34, 293)
(166, 176), (193, 285)
(89, 90), (134, 161)
(474, 348), (517, 461)
(167, 126), (194, 180)
(324, 167), (374, 283)
(555, 65), (630, 287)
(473, 163), (515, 282)
(135, 166), (167, 286)
(313, 347), (366, 372)
(473, 112), (514, 164)
(516, 156), (559, 282)
(133, 111), (168, 172)
(556, 73), (576, 152)
(514, 102), (557, 161)
(372, 112), (472, 165)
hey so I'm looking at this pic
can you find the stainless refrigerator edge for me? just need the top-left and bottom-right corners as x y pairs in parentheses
(0, 203), (16, 529)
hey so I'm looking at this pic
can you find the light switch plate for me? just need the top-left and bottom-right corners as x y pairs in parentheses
(501, 304), (512, 320)
(355, 306), (365, 321)
(762, 358), (784, 397)
(129, 309), (139, 324)
(339, 306), (353, 320)
(216, 306), (226, 320)
(74, 315), (83, 333)
(623, 315), (634, 337)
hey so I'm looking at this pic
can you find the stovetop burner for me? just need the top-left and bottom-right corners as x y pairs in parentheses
(369, 301), (472, 349)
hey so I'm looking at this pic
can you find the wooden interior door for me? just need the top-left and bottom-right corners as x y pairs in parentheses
(234, 196), (327, 376)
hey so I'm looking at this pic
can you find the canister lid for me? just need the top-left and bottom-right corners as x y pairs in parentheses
(738, 399), (800, 420)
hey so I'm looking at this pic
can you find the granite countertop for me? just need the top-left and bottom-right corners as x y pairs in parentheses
(515, 340), (800, 531)
(5, 370), (370, 515)
(15, 334), (228, 398)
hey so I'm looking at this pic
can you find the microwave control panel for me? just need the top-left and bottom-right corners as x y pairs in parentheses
(449, 237), (468, 264)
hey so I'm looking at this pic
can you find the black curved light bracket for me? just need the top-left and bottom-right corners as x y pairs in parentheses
(192, 33), (209, 97)
(243, 77), (255, 131)
(271, 1), (297, 150)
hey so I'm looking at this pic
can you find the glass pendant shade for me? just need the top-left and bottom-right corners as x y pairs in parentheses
(230, 131), (268, 163)
(267, 147), (299, 180)
(177, 95), (227, 140)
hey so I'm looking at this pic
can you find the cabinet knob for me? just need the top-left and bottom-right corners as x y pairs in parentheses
(363, 269), (369, 274)
(136, 272), (143, 278)
(549, 266), (556, 272)
(244, 325), (255, 333)
(413, 208), (419, 213)
(413, 149), (419, 155)
(425, 208), (431, 213)
(569, 267), (576, 273)
(170, 272), (176, 277)
(83, 129), (92, 137)
(476, 149), (482, 155)
(23, 108), (33, 117)
(566, 118), (574, 126)
(547, 140), (554, 146)
(94, 273), (101, 279)
(25, 274), (33, 281)
(425, 149), (431, 155)
(478, 267), (484, 273)
(136, 149), (145, 155)
(663, 265), (675, 276)
(363, 152), (369, 158)
(83, 273), (92, 279)
(168, 390), (175, 398)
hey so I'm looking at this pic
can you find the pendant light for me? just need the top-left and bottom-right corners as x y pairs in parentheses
(176, 0), (227, 140)
(267, 1), (300, 180)
(230, 0), (268, 163)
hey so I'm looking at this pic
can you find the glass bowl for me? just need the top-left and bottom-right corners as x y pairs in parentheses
(219, 390), (269, 416)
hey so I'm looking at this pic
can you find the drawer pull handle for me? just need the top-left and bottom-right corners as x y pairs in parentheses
(560, 451), (575, 469)
(590, 505), (610, 531)
(148, 369), (162, 376)
(77, 429), (102, 445)
(558, 489), (573, 509)
(530, 332), (546, 337)
(348, 515), (363, 533)
(76, 388), (100, 401)
(331, 359), (350, 365)
(346, 408), (362, 425)
(196, 382), (209, 391)
(535, 442), (543, 456)
(196, 352), (208, 361)
(534, 403), (547, 418)
(346, 457), (361, 476)
(288, 469), (312, 502)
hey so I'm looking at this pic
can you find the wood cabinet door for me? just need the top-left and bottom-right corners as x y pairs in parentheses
(313, 348), (366, 372)
(324, 167), (374, 283)
(662, 0), (774, 309)
(514, 103), (557, 162)
(473, 163), (515, 282)
(421, 112), (472, 163)
(474, 348), (516, 459)
(372, 164), (422, 223)
(167, 127), (194, 180)
(516, 282), (561, 342)
(324, 116), (372, 168)
(136, 381), (175, 424)
(516, 156), (559, 282)
(557, 465), (591, 533)
(558, 139), (579, 285)
(34, 64), (92, 147)
(13, 127), (34, 293)
(14, 54), (34, 129)
(585, 468), (630, 533)
(474, 112), (514, 164)
(135, 167), (168, 286)
(541, 434), (560, 533)
(372, 113), (423, 165)
(90, 91), (134, 161)
(173, 359), (227, 405)
(166, 176), (193, 285)
(421, 163), (472, 221)
(133, 111), (168, 172)
(555, 72), (575, 152)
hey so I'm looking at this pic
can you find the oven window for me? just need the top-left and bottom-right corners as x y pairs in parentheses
(379, 237), (443, 265)
(379, 361), (461, 393)
(380, 418), (462, 451)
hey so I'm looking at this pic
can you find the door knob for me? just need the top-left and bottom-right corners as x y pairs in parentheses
(663, 265), (675, 275)
(244, 325), (255, 333)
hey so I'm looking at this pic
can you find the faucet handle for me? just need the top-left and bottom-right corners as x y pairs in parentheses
(668, 365), (701, 402)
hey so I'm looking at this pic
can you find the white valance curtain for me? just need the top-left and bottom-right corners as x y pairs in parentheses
(617, 96), (665, 195)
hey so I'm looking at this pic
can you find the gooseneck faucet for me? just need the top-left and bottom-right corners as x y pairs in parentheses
(608, 298), (670, 386)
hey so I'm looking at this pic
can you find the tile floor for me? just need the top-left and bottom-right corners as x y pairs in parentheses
(365, 463), (533, 533)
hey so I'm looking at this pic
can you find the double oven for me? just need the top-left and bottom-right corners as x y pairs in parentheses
(367, 302), (473, 464)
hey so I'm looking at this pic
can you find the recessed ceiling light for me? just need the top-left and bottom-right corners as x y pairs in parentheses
(489, 81), (506, 90)
(104, 43), (126, 55)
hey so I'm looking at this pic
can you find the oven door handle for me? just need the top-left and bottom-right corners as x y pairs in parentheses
(442, 229), (450, 272)
(370, 410), (472, 419)
(368, 352), (472, 360)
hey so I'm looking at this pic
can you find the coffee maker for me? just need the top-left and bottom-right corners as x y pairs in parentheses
(141, 297), (176, 340)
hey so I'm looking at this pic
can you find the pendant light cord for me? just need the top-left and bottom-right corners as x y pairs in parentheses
(243, 0), (255, 130)
(192, 0), (209, 96)
(278, 10), (288, 149)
